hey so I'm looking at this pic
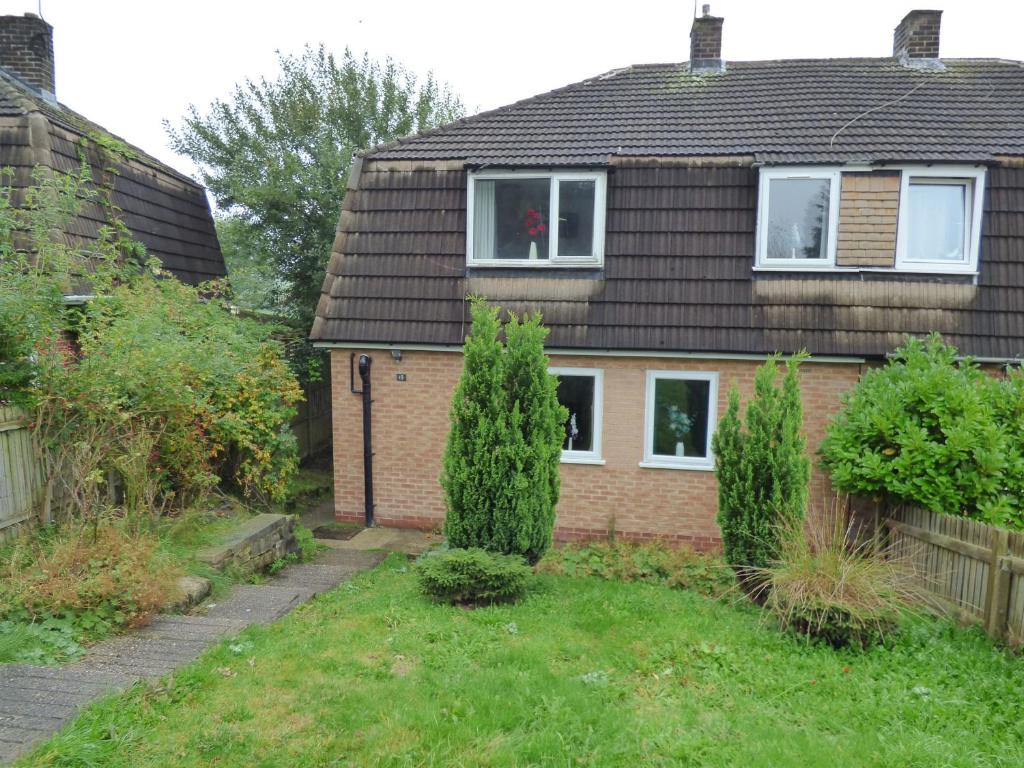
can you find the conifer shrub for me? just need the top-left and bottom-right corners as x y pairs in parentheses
(416, 547), (532, 605)
(712, 355), (810, 587)
(440, 299), (566, 563)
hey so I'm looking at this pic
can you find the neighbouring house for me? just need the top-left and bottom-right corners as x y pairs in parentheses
(311, 9), (1024, 547)
(0, 13), (224, 285)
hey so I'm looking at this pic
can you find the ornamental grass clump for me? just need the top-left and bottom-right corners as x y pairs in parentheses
(757, 504), (921, 649)
(416, 547), (533, 606)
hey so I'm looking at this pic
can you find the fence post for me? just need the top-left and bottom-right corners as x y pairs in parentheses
(985, 528), (1011, 640)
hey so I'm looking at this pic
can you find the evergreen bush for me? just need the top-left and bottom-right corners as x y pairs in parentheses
(712, 355), (810, 583)
(821, 334), (1024, 528)
(416, 548), (532, 605)
(440, 299), (566, 563)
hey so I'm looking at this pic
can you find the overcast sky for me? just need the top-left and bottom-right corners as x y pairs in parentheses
(1, 0), (1021, 180)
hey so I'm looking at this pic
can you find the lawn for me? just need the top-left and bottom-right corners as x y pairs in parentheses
(17, 554), (1024, 767)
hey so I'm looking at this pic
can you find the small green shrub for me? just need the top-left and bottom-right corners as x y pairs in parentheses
(821, 334), (1024, 529)
(758, 506), (919, 649)
(417, 547), (532, 605)
(293, 524), (317, 562)
(538, 541), (733, 598)
(712, 354), (810, 586)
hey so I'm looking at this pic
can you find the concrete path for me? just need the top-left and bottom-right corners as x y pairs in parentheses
(0, 546), (387, 764)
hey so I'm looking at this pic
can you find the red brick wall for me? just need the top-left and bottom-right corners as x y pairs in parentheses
(330, 349), (864, 549)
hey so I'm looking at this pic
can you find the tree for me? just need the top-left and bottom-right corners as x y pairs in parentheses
(166, 46), (465, 375)
(441, 299), (567, 563)
(712, 355), (810, 584)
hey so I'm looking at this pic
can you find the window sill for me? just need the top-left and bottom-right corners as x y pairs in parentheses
(560, 456), (606, 466)
(639, 460), (714, 472)
(468, 260), (603, 269)
(753, 265), (979, 277)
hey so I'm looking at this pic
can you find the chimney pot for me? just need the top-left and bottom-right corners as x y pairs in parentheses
(702, 4), (710, 15)
(690, 9), (724, 73)
(0, 14), (55, 97)
(893, 9), (942, 61)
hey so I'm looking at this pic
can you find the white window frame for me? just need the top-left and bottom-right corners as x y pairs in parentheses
(755, 167), (841, 269)
(640, 370), (719, 471)
(895, 166), (985, 274)
(549, 366), (604, 465)
(467, 170), (607, 267)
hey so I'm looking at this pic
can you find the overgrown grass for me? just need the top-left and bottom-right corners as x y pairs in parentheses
(0, 500), (255, 664)
(17, 554), (1024, 767)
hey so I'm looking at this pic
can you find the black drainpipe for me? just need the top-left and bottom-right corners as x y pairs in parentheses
(350, 353), (375, 527)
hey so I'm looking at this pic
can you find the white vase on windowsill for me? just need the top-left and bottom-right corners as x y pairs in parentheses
(675, 441), (685, 457)
(528, 241), (538, 260)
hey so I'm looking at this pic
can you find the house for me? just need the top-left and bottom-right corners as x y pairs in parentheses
(311, 9), (1024, 547)
(0, 13), (224, 285)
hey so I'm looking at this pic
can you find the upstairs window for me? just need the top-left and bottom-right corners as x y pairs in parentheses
(756, 168), (840, 268)
(468, 171), (606, 266)
(549, 367), (603, 464)
(896, 168), (984, 273)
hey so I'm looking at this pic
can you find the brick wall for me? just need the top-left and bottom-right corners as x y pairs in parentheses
(836, 172), (900, 267)
(330, 349), (863, 549)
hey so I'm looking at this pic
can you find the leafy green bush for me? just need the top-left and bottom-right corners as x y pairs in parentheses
(758, 506), (919, 649)
(441, 299), (566, 563)
(538, 541), (733, 598)
(821, 334), (1024, 528)
(0, 158), (303, 517)
(417, 547), (532, 605)
(712, 355), (810, 585)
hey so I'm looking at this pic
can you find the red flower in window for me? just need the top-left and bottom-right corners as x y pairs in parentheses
(524, 207), (544, 237)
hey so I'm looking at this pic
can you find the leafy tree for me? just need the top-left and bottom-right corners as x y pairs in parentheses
(821, 334), (1024, 528)
(166, 46), (464, 376)
(713, 355), (810, 582)
(441, 299), (567, 563)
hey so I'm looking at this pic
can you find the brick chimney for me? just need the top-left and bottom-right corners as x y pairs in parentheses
(690, 4), (724, 73)
(0, 13), (55, 97)
(893, 10), (942, 61)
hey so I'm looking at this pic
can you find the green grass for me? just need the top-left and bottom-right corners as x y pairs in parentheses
(16, 554), (1024, 767)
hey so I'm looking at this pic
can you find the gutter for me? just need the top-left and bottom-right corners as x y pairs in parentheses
(312, 341), (867, 365)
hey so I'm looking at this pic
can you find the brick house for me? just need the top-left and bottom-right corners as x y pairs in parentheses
(0, 13), (224, 285)
(311, 9), (1024, 547)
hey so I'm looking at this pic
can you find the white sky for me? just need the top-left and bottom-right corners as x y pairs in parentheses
(1, 0), (1021, 180)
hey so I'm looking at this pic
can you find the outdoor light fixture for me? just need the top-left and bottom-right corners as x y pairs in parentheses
(391, 349), (403, 362)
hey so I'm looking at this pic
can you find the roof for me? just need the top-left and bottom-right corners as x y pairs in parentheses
(367, 58), (1024, 166)
(0, 67), (225, 285)
(311, 158), (1024, 360)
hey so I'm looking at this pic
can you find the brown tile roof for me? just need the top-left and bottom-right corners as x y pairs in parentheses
(311, 159), (1024, 360)
(0, 68), (225, 285)
(368, 58), (1024, 166)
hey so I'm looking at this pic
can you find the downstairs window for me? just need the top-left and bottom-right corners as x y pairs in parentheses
(549, 367), (603, 463)
(642, 371), (718, 470)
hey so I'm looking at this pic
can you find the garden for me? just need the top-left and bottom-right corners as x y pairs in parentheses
(5, 245), (1024, 764)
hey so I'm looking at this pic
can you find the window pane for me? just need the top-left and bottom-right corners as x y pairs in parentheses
(907, 182), (967, 262)
(556, 375), (595, 453)
(652, 378), (711, 459)
(557, 180), (596, 257)
(765, 177), (831, 260)
(473, 178), (550, 260)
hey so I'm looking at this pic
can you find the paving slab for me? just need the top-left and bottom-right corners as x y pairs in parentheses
(329, 528), (441, 557)
(0, 543), (386, 765)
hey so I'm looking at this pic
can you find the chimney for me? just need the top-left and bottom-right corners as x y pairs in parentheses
(0, 13), (55, 98)
(893, 10), (942, 61)
(690, 5), (724, 73)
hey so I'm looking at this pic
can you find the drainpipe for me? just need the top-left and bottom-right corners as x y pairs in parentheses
(350, 353), (375, 527)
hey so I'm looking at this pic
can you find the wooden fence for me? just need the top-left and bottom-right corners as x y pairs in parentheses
(292, 377), (332, 461)
(881, 505), (1024, 645)
(0, 406), (41, 541)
